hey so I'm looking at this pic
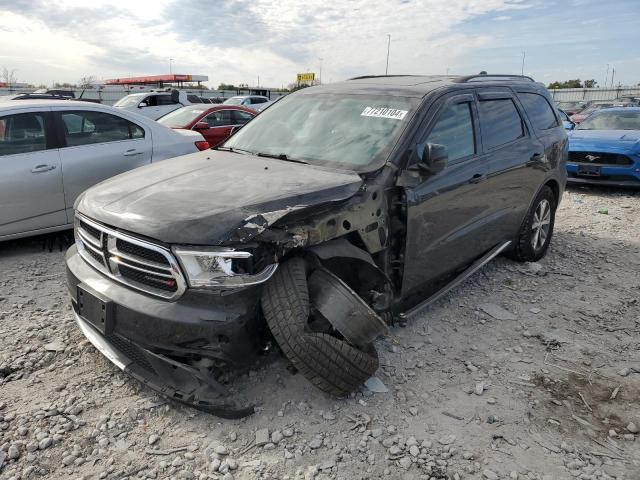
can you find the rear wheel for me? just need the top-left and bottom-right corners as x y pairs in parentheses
(261, 257), (379, 396)
(507, 185), (556, 262)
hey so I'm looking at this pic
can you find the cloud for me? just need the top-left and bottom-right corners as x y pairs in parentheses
(0, 0), (637, 87)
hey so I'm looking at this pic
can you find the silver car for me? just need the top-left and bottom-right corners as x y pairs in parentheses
(0, 100), (207, 241)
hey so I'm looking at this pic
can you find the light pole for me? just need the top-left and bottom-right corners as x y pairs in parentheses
(604, 64), (609, 89)
(385, 35), (391, 75)
(169, 58), (173, 75)
(521, 51), (525, 76)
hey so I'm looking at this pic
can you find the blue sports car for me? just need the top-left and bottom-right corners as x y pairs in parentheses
(567, 107), (640, 186)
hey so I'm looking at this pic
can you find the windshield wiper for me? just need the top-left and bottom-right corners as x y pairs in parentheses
(255, 152), (309, 164)
(215, 146), (253, 155)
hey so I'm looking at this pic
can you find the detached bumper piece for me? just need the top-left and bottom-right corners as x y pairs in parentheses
(74, 312), (254, 419)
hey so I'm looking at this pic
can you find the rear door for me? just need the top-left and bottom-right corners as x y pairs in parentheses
(402, 92), (492, 295)
(0, 108), (67, 238)
(476, 89), (545, 242)
(54, 107), (152, 218)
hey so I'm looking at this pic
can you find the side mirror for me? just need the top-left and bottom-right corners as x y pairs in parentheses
(138, 102), (147, 108)
(565, 121), (575, 130)
(413, 143), (448, 175)
(193, 122), (210, 131)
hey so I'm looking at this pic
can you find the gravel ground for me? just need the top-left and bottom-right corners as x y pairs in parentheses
(0, 186), (639, 480)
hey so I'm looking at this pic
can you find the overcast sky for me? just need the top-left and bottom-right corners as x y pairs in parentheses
(0, 0), (638, 88)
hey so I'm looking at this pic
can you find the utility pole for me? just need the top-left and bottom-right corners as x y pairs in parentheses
(521, 51), (525, 76)
(604, 64), (609, 89)
(385, 34), (391, 75)
(169, 58), (173, 75)
(257, 75), (260, 87)
(610, 68), (615, 88)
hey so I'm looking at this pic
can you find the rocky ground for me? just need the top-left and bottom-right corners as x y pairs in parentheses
(0, 185), (639, 480)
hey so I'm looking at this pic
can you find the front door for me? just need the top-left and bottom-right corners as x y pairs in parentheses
(401, 93), (493, 296)
(0, 110), (67, 238)
(200, 109), (235, 147)
(55, 109), (153, 219)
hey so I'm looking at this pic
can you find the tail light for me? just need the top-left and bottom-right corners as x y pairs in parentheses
(195, 141), (210, 151)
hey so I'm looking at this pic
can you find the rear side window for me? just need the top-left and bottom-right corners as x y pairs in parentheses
(251, 97), (267, 104)
(232, 110), (254, 125)
(519, 93), (558, 130)
(423, 102), (475, 161)
(61, 111), (144, 147)
(478, 99), (524, 149)
(0, 112), (47, 156)
(157, 95), (176, 106)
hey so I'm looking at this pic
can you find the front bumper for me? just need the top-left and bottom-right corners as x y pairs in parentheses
(66, 245), (263, 417)
(566, 162), (640, 187)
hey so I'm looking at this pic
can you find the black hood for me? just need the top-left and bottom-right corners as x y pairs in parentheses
(76, 151), (363, 245)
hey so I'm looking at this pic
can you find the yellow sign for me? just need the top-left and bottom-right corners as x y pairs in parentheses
(297, 72), (315, 83)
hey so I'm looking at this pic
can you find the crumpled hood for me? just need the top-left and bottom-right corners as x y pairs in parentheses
(76, 150), (363, 245)
(569, 130), (640, 154)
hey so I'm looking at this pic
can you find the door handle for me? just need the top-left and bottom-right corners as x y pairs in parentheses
(469, 173), (486, 184)
(31, 164), (56, 173)
(123, 149), (143, 157)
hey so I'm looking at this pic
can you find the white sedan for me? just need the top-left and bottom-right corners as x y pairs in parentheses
(0, 99), (207, 241)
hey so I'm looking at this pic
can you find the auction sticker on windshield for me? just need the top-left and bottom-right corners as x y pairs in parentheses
(361, 106), (408, 120)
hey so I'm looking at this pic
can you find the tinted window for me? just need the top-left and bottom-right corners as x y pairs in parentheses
(0, 112), (47, 156)
(156, 95), (176, 106)
(61, 111), (144, 147)
(251, 97), (267, 104)
(478, 99), (524, 149)
(519, 93), (558, 130)
(204, 110), (233, 127)
(232, 110), (254, 125)
(423, 102), (475, 161)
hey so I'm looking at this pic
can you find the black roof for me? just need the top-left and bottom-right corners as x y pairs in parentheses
(302, 74), (542, 97)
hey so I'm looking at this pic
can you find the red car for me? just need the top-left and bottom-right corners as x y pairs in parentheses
(157, 105), (256, 147)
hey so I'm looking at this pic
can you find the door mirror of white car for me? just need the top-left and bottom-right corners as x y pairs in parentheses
(138, 102), (147, 108)
(193, 122), (209, 131)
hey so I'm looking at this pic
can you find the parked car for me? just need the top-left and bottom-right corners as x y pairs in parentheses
(556, 101), (590, 116)
(158, 104), (256, 147)
(0, 100), (208, 241)
(113, 90), (194, 120)
(558, 109), (575, 130)
(223, 95), (272, 111)
(571, 100), (636, 124)
(66, 74), (567, 417)
(566, 107), (640, 186)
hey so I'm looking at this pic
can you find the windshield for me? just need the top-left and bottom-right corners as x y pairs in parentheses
(223, 97), (244, 105)
(158, 106), (208, 127)
(224, 92), (418, 170)
(114, 95), (145, 107)
(577, 110), (640, 130)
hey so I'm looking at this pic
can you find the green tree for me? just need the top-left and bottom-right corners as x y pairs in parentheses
(583, 79), (597, 88)
(547, 79), (582, 89)
(217, 83), (237, 90)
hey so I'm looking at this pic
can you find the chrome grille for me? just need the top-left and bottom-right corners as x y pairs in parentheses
(569, 151), (633, 166)
(74, 215), (186, 300)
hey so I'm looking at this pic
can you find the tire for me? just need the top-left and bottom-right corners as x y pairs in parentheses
(507, 185), (556, 262)
(261, 257), (379, 396)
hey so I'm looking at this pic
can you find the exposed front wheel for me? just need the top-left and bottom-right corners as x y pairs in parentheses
(507, 185), (556, 262)
(261, 257), (379, 396)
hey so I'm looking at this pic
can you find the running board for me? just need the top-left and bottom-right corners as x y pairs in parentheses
(399, 240), (512, 320)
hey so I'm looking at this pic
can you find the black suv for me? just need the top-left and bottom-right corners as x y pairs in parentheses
(66, 74), (567, 417)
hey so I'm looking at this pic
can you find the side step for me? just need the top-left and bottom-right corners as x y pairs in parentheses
(399, 241), (512, 320)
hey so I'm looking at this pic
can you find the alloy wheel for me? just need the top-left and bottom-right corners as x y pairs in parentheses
(531, 199), (551, 251)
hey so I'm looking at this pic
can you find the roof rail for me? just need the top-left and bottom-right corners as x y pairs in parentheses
(348, 75), (420, 80)
(456, 74), (535, 83)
